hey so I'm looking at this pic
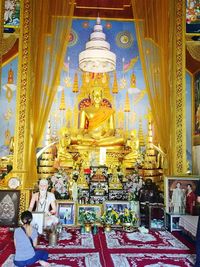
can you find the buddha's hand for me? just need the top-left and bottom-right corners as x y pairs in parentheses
(77, 134), (83, 143)
(103, 129), (114, 137)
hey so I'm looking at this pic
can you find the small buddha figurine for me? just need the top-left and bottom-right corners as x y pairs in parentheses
(78, 85), (124, 147)
(57, 128), (73, 167)
(124, 130), (139, 160)
(109, 165), (123, 189)
(77, 168), (89, 189)
(123, 130), (139, 168)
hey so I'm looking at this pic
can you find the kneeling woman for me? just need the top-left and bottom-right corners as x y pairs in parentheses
(14, 210), (50, 267)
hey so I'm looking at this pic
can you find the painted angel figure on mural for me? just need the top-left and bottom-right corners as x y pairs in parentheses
(4, 0), (17, 24)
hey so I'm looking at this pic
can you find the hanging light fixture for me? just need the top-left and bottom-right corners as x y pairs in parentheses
(79, 17), (116, 73)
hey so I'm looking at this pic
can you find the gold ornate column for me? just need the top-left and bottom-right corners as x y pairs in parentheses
(171, 0), (187, 174)
(13, 0), (32, 189)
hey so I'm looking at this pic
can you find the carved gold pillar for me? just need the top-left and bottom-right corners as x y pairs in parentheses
(13, 0), (32, 189)
(171, 0), (187, 174)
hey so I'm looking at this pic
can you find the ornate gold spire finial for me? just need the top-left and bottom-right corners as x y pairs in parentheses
(72, 72), (79, 93)
(59, 89), (66, 110)
(138, 118), (145, 147)
(124, 91), (130, 112)
(7, 67), (14, 84)
(112, 72), (118, 94)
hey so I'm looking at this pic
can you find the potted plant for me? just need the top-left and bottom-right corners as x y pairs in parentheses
(101, 207), (119, 232)
(79, 209), (98, 232)
(118, 208), (138, 232)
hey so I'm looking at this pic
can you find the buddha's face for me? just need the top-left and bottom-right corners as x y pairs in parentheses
(92, 88), (102, 104)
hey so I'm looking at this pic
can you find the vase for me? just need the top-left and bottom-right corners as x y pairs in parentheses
(92, 224), (98, 235)
(104, 224), (112, 232)
(122, 223), (136, 233)
(85, 223), (91, 233)
(130, 200), (140, 226)
(48, 232), (58, 246)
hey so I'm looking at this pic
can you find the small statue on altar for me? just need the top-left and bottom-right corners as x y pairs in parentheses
(77, 168), (89, 189)
(109, 165), (123, 189)
(57, 128), (73, 167)
(138, 178), (162, 203)
(123, 130), (139, 167)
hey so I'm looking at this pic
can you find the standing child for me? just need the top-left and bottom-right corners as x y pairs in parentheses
(14, 210), (50, 267)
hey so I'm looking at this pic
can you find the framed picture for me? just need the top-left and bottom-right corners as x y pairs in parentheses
(104, 201), (130, 213)
(0, 190), (20, 227)
(77, 204), (102, 225)
(57, 201), (76, 226)
(31, 212), (45, 234)
(164, 176), (200, 215)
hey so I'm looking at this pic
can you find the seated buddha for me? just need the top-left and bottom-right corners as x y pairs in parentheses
(123, 130), (139, 167)
(57, 128), (73, 167)
(78, 85), (124, 147)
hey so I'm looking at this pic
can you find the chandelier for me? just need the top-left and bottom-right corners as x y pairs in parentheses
(79, 17), (116, 73)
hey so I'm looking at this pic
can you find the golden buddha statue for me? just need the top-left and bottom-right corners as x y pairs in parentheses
(123, 130), (139, 167)
(77, 168), (89, 189)
(57, 128), (73, 167)
(109, 164), (123, 189)
(77, 85), (124, 147)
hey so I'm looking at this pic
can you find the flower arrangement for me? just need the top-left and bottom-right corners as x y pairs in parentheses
(101, 207), (119, 225)
(125, 171), (144, 201)
(47, 169), (69, 199)
(118, 208), (138, 226)
(79, 209), (98, 225)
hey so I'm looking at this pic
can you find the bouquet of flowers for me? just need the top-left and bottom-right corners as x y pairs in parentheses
(47, 169), (69, 199)
(101, 207), (119, 225)
(125, 171), (144, 201)
(79, 209), (98, 225)
(118, 208), (138, 226)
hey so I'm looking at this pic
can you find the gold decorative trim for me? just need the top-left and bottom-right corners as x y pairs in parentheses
(13, 0), (31, 187)
(19, 189), (30, 214)
(174, 0), (186, 174)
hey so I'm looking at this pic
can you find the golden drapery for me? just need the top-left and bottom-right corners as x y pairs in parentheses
(131, 0), (174, 174)
(27, 0), (74, 187)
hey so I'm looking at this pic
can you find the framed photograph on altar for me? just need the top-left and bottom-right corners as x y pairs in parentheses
(57, 201), (76, 226)
(31, 212), (45, 234)
(104, 201), (130, 213)
(77, 204), (102, 225)
(0, 190), (20, 227)
(164, 176), (200, 215)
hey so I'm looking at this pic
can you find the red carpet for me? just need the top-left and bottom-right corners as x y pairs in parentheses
(110, 253), (194, 266)
(0, 227), (196, 267)
(38, 228), (96, 249)
(103, 229), (190, 251)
